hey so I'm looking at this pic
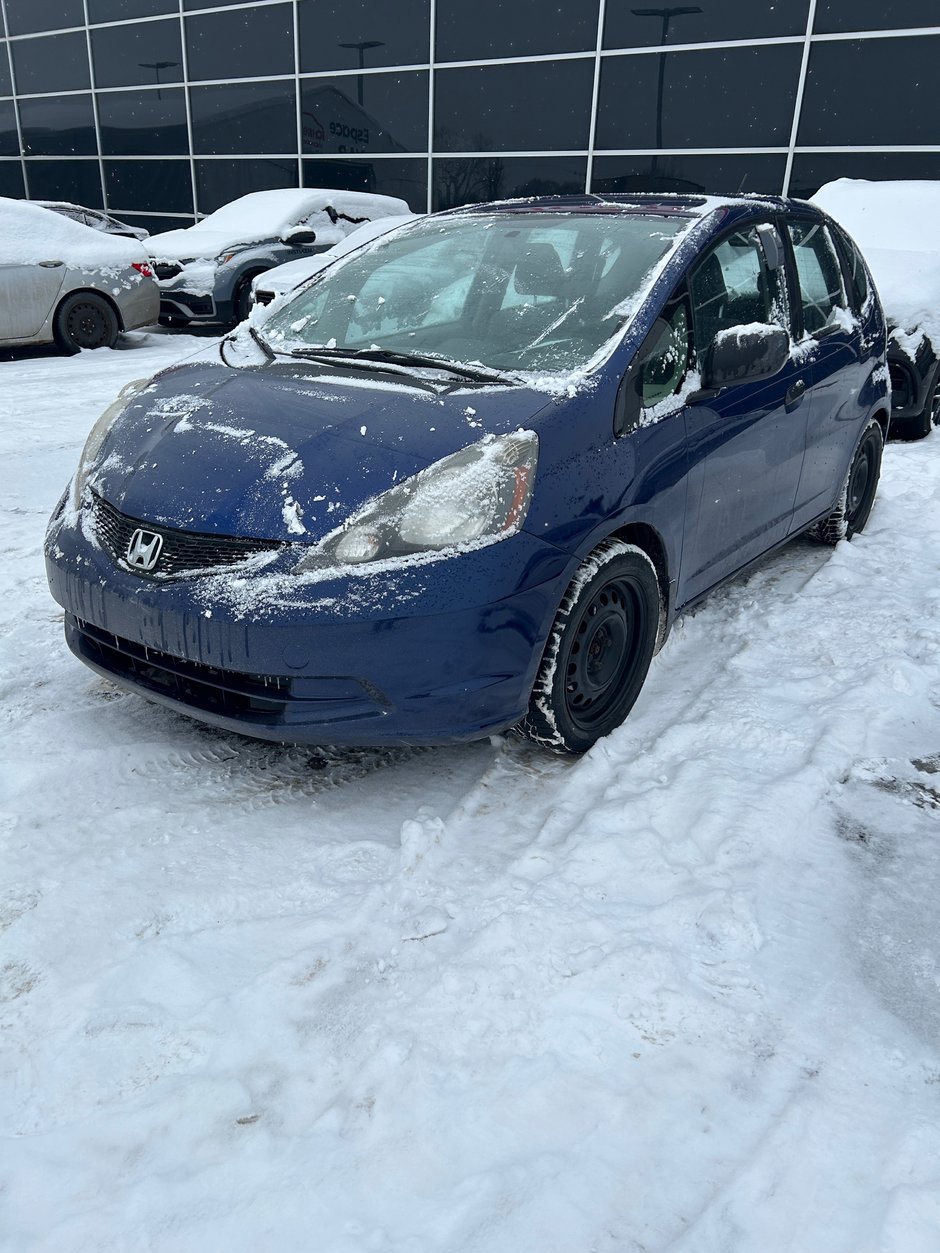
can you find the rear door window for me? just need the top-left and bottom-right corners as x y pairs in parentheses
(787, 219), (848, 335)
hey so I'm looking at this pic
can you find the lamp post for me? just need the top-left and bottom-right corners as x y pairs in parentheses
(630, 7), (701, 174)
(337, 40), (385, 106)
(138, 60), (178, 101)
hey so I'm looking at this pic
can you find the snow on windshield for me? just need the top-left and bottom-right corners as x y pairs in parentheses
(262, 211), (695, 381)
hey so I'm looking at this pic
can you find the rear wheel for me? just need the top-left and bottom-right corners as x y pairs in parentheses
(809, 418), (883, 545)
(53, 292), (119, 353)
(517, 540), (661, 754)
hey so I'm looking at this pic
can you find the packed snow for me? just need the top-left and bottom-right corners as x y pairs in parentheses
(811, 179), (940, 353)
(0, 197), (151, 270)
(2, 331), (940, 1252)
(148, 189), (413, 262)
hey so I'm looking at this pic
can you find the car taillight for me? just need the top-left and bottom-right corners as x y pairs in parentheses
(132, 262), (154, 278)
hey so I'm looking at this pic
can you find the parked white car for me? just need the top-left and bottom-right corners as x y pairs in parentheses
(148, 189), (412, 326)
(251, 213), (419, 306)
(33, 201), (150, 240)
(811, 179), (940, 438)
(0, 197), (159, 353)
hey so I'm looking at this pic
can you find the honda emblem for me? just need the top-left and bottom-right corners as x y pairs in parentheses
(126, 527), (163, 572)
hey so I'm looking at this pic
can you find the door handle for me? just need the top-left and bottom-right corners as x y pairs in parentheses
(785, 379), (806, 411)
(38, 260), (64, 268)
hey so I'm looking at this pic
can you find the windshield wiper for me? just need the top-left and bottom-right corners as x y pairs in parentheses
(219, 323), (274, 366)
(288, 345), (516, 385)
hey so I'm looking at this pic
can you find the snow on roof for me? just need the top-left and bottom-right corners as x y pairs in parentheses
(0, 196), (148, 268)
(148, 188), (412, 260)
(811, 179), (940, 346)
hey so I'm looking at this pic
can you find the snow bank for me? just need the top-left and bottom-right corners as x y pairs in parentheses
(149, 188), (412, 261)
(811, 179), (940, 347)
(0, 196), (149, 269)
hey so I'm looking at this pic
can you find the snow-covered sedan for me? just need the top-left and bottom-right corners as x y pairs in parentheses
(0, 197), (159, 353)
(251, 213), (418, 306)
(812, 179), (940, 439)
(33, 201), (150, 240)
(47, 193), (889, 753)
(149, 188), (411, 327)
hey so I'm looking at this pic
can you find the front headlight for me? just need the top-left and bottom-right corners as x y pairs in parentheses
(293, 431), (538, 574)
(69, 378), (149, 511)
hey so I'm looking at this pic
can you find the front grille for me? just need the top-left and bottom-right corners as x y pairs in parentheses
(153, 262), (182, 280)
(91, 492), (284, 578)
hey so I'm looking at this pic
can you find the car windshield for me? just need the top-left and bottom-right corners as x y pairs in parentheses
(262, 211), (691, 375)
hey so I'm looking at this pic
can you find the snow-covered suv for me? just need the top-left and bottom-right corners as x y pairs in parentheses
(148, 188), (411, 327)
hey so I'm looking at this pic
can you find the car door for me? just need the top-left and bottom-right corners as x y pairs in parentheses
(678, 223), (808, 604)
(0, 260), (67, 340)
(784, 217), (870, 529)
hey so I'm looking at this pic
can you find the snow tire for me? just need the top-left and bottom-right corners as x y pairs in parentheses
(516, 540), (661, 755)
(809, 417), (883, 546)
(53, 292), (119, 354)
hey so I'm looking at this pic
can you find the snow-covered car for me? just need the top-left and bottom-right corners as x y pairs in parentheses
(251, 213), (419, 306)
(47, 193), (890, 753)
(149, 188), (411, 327)
(34, 201), (149, 241)
(811, 179), (940, 439)
(0, 197), (159, 353)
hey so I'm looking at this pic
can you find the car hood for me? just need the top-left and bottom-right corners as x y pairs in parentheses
(147, 228), (240, 262)
(90, 361), (556, 543)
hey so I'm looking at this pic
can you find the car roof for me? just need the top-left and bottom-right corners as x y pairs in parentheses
(444, 192), (800, 221)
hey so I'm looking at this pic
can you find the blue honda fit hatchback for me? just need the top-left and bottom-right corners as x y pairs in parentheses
(45, 194), (888, 752)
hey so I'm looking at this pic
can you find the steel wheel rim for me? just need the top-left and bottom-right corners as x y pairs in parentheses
(66, 301), (109, 348)
(846, 432), (878, 529)
(563, 577), (650, 733)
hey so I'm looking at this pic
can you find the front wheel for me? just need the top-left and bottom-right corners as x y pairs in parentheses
(53, 292), (119, 353)
(517, 540), (661, 754)
(809, 418), (884, 545)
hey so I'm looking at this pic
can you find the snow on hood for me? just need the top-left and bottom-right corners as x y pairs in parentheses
(811, 179), (940, 348)
(148, 188), (412, 261)
(88, 361), (553, 544)
(0, 196), (149, 269)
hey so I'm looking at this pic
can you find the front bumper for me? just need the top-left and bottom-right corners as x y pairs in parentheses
(45, 517), (570, 746)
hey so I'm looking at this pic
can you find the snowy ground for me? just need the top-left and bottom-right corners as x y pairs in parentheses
(2, 331), (939, 1252)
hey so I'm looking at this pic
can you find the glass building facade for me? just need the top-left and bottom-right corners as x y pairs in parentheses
(1, 0), (938, 232)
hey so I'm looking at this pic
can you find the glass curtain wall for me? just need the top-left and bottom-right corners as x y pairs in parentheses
(0, 0), (938, 230)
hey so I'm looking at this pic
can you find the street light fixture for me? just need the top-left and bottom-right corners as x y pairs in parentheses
(138, 60), (178, 101)
(337, 40), (385, 106)
(630, 7), (702, 172)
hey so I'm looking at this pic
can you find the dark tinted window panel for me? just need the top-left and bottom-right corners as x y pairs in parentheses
(195, 157), (298, 214)
(798, 37), (940, 146)
(26, 159), (103, 207)
(11, 32), (90, 94)
(186, 4), (294, 81)
(104, 211), (196, 234)
(788, 151), (940, 200)
(604, 0), (808, 48)
(303, 156), (426, 212)
(433, 155), (587, 210)
(191, 81), (296, 155)
(435, 60), (593, 152)
(19, 94), (97, 155)
(0, 161), (25, 198)
(814, 1), (940, 33)
(591, 153), (787, 197)
(184, 0), (257, 7)
(92, 20), (182, 90)
(4, 0), (84, 36)
(596, 44), (801, 149)
(436, 0), (597, 61)
(105, 159), (193, 213)
(0, 100), (16, 154)
(298, 0), (429, 74)
(98, 89), (188, 156)
(301, 72), (427, 155)
(0, 43), (11, 96)
(90, 0), (178, 19)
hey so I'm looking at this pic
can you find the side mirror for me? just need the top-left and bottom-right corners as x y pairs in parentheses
(702, 323), (789, 389)
(283, 227), (318, 246)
